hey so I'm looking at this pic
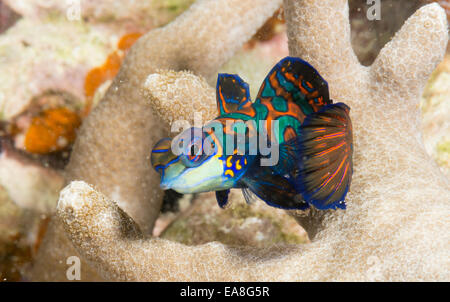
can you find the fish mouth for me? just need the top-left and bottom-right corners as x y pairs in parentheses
(159, 178), (172, 190)
(159, 170), (188, 193)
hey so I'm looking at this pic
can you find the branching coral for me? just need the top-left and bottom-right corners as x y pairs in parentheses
(64, 0), (282, 233)
(143, 70), (216, 125)
(30, 0), (283, 281)
(53, 0), (450, 281)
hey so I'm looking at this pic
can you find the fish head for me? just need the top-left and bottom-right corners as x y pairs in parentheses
(151, 126), (233, 194)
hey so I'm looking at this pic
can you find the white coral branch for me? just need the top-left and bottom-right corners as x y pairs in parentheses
(371, 4), (448, 103)
(143, 70), (216, 125)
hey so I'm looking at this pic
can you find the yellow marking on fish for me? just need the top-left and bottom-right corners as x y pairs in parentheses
(225, 170), (234, 178)
(236, 159), (242, 170)
(226, 156), (233, 168)
(244, 158), (247, 165)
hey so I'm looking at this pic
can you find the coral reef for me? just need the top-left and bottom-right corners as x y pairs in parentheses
(30, 0), (283, 281)
(54, 0), (449, 281)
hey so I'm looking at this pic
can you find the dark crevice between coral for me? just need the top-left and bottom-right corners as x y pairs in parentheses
(0, 1), (21, 34)
(160, 189), (184, 213)
(0, 136), (72, 171)
(349, 0), (424, 66)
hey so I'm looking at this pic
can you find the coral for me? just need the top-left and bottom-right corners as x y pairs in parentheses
(0, 143), (64, 213)
(64, 0), (281, 234)
(144, 33), (290, 124)
(30, 0), (283, 281)
(8, 90), (82, 155)
(160, 191), (307, 247)
(0, 17), (115, 121)
(143, 70), (216, 125)
(424, 1), (450, 20)
(0, 179), (52, 281)
(54, 0), (450, 281)
(3, 30), (140, 158)
(24, 107), (81, 154)
(84, 32), (142, 114)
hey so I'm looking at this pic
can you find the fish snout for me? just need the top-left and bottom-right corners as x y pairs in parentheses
(159, 182), (170, 190)
(150, 138), (176, 174)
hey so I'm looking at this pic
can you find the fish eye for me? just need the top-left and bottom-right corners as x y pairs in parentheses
(181, 136), (207, 168)
(190, 144), (200, 156)
(187, 139), (202, 158)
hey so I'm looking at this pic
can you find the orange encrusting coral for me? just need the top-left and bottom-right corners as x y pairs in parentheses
(84, 52), (122, 99)
(83, 32), (142, 116)
(117, 32), (143, 51)
(24, 108), (81, 154)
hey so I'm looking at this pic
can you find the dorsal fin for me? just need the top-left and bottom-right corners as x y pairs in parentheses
(255, 57), (331, 116)
(216, 74), (252, 116)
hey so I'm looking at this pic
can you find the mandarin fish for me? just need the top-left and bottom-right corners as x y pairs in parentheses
(151, 57), (353, 210)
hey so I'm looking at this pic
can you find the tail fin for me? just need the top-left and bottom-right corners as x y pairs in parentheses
(296, 103), (353, 210)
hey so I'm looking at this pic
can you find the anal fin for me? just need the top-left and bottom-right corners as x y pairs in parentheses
(241, 164), (309, 210)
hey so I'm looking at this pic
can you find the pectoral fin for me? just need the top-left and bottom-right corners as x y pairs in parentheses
(240, 164), (309, 210)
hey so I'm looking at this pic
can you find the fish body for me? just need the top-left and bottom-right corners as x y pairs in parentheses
(151, 57), (353, 210)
